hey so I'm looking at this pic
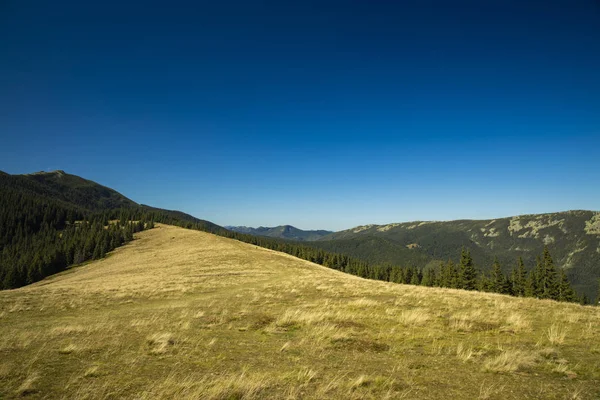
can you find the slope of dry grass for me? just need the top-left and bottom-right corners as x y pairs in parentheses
(1, 224), (599, 399)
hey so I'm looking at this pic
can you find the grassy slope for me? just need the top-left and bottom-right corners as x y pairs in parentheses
(0, 225), (599, 399)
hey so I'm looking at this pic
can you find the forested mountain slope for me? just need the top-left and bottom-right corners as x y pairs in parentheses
(315, 211), (600, 299)
(1, 170), (137, 211)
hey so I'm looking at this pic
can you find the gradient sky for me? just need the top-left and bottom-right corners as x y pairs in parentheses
(1, 1), (599, 230)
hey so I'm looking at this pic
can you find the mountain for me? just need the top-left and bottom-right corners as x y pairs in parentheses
(226, 225), (333, 241)
(313, 211), (600, 299)
(1, 170), (137, 211)
(2, 224), (598, 399)
(0, 170), (221, 229)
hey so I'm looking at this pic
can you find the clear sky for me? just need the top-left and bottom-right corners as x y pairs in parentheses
(1, 1), (599, 231)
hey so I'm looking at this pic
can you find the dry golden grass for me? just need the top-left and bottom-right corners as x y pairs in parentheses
(546, 323), (567, 345)
(398, 308), (431, 326)
(483, 349), (538, 373)
(1, 224), (600, 399)
(456, 342), (475, 362)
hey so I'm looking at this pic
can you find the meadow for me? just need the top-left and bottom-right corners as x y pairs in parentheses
(1, 224), (599, 399)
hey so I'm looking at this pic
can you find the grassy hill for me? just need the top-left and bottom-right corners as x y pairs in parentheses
(314, 211), (600, 300)
(226, 225), (333, 241)
(1, 224), (598, 399)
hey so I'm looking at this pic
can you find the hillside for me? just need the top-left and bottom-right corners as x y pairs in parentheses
(2, 170), (138, 211)
(0, 170), (223, 290)
(314, 211), (600, 299)
(226, 225), (333, 241)
(1, 224), (599, 399)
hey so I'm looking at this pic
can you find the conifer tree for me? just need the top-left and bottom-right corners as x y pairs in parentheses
(540, 247), (559, 300)
(421, 268), (436, 287)
(580, 293), (589, 306)
(502, 275), (514, 295)
(511, 257), (527, 297)
(404, 267), (413, 284)
(476, 270), (491, 292)
(459, 248), (477, 290)
(491, 258), (504, 293)
(410, 268), (422, 285)
(525, 268), (538, 298)
(557, 269), (576, 302)
(440, 259), (458, 288)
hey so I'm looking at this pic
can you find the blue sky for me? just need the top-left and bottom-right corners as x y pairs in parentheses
(1, 1), (599, 230)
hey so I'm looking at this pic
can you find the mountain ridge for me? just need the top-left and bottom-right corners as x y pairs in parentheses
(226, 224), (333, 241)
(313, 210), (600, 299)
(3, 169), (138, 211)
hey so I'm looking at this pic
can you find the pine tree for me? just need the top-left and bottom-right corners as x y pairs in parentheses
(459, 248), (477, 290)
(440, 260), (458, 288)
(557, 269), (576, 302)
(533, 256), (545, 297)
(410, 268), (422, 285)
(540, 247), (559, 300)
(421, 268), (436, 287)
(511, 257), (527, 297)
(478, 272), (492, 292)
(580, 293), (589, 306)
(491, 258), (504, 293)
(502, 275), (514, 295)
(525, 268), (538, 298)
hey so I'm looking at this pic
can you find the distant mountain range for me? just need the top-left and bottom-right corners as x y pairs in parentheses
(310, 212), (600, 299)
(226, 225), (333, 241)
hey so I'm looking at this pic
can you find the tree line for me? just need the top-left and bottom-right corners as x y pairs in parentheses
(212, 227), (586, 304)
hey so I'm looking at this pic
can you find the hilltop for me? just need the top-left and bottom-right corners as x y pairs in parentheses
(226, 225), (333, 241)
(2, 170), (137, 211)
(314, 211), (600, 299)
(1, 225), (598, 399)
